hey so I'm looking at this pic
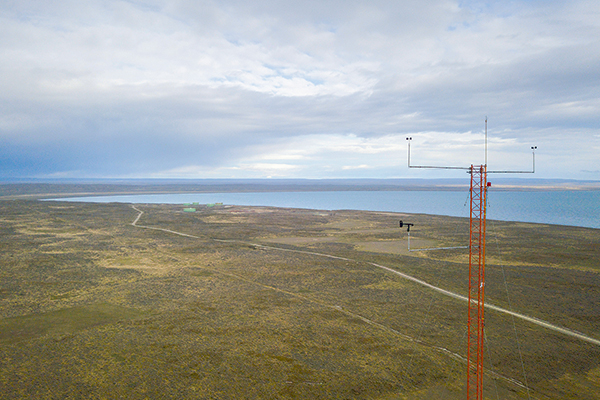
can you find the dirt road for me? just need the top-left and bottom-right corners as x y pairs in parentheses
(130, 205), (600, 347)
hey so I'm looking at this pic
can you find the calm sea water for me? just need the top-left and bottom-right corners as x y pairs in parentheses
(54, 190), (600, 229)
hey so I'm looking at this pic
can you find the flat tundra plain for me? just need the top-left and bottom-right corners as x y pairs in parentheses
(1, 200), (599, 399)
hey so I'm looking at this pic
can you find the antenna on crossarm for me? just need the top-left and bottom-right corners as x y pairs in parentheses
(485, 117), (488, 167)
(407, 137), (470, 171)
(406, 137), (412, 168)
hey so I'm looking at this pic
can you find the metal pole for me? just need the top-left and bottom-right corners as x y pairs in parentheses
(485, 118), (488, 167)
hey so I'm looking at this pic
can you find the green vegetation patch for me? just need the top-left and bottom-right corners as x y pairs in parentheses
(0, 303), (144, 344)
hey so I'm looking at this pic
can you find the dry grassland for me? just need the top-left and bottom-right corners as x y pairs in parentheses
(0, 200), (599, 399)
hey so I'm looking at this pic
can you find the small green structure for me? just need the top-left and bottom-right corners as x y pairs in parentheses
(183, 208), (196, 212)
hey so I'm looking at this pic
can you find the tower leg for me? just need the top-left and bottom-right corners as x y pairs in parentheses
(467, 165), (487, 400)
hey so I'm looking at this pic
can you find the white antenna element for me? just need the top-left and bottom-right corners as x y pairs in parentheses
(485, 117), (488, 167)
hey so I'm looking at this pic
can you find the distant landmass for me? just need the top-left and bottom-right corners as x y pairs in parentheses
(1, 178), (599, 200)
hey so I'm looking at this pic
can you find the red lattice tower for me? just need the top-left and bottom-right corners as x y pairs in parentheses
(407, 119), (535, 400)
(467, 164), (487, 400)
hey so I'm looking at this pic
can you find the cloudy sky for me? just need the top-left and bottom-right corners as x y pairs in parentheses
(1, 0), (599, 180)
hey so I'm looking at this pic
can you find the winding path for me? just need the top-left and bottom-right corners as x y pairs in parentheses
(130, 205), (600, 347)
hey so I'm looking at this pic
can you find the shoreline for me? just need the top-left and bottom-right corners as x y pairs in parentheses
(2, 181), (600, 201)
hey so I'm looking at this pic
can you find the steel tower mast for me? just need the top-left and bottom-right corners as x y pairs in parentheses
(407, 119), (535, 400)
(467, 163), (486, 400)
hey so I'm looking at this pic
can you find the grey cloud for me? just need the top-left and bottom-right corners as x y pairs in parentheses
(0, 0), (599, 179)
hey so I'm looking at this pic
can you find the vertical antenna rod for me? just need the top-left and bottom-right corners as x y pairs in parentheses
(407, 137), (412, 168)
(485, 117), (488, 167)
